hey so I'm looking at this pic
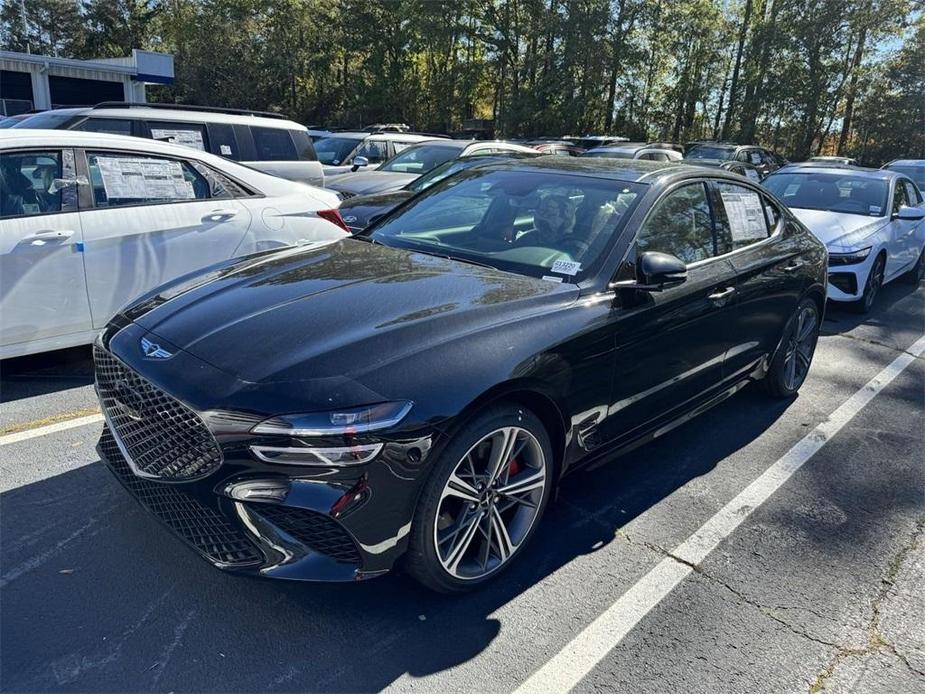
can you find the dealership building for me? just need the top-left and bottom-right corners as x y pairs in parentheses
(0, 49), (174, 115)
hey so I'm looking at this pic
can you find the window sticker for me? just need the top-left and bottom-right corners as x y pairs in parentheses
(96, 157), (195, 200)
(869, 205), (881, 215)
(542, 275), (564, 283)
(150, 128), (205, 151)
(220, 144), (232, 156)
(720, 191), (766, 241)
(551, 259), (581, 275)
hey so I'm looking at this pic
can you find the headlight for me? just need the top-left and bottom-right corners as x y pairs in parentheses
(828, 247), (872, 266)
(251, 401), (413, 436)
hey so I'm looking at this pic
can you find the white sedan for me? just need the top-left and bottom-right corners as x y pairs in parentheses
(764, 166), (925, 312)
(0, 130), (348, 359)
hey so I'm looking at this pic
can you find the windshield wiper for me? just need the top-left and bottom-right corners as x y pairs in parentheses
(404, 246), (496, 270)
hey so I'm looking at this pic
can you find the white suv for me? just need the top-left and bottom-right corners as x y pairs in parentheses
(0, 130), (347, 359)
(12, 103), (325, 187)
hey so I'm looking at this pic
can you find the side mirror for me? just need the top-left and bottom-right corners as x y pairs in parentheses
(894, 205), (925, 221)
(351, 155), (369, 172)
(611, 251), (688, 292)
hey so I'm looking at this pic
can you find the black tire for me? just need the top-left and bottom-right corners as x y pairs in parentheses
(762, 298), (821, 398)
(405, 404), (554, 593)
(849, 253), (885, 314)
(903, 247), (924, 284)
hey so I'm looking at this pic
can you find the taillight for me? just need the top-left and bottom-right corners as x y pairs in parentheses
(317, 208), (351, 233)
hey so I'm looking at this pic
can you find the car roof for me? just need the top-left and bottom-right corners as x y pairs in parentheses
(19, 106), (309, 131)
(467, 154), (744, 185)
(773, 163), (898, 179)
(317, 131), (440, 143)
(0, 128), (221, 159)
(883, 159), (925, 167)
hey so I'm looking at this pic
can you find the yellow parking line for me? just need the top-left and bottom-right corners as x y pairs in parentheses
(0, 409), (103, 445)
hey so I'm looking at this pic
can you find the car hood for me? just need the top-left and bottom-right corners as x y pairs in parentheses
(325, 170), (418, 195)
(789, 209), (888, 250)
(129, 239), (573, 385)
(338, 191), (412, 231)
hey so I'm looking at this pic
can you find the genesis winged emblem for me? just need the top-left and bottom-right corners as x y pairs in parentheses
(140, 336), (173, 359)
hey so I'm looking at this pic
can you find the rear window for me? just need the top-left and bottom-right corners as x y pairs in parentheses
(885, 164), (925, 189)
(686, 145), (736, 161)
(207, 123), (240, 159)
(251, 127), (297, 161)
(764, 172), (889, 217)
(11, 111), (80, 129)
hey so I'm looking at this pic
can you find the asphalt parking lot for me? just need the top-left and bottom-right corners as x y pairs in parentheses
(1, 281), (923, 694)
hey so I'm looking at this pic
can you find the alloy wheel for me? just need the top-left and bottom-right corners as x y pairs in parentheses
(782, 304), (818, 391)
(433, 426), (547, 580)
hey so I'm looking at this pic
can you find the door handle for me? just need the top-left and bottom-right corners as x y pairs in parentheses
(707, 287), (736, 302)
(202, 208), (238, 222)
(22, 229), (74, 245)
(782, 261), (804, 273)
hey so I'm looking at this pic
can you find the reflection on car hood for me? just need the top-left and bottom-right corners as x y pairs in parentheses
(324, 170), (418, 195)
(128, 240), (570, 384)
(789, 208), (888, 249)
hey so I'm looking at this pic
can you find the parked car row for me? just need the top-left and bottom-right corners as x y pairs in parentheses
(4, 103), (923, 595)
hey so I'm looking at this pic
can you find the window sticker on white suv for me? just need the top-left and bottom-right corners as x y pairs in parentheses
(720, 191), (766, 241)
(96, 157), (195, 200)
(150, 128), (205, 150)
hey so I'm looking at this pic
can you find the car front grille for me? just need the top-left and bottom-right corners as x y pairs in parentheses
(94, 346), (223, 481)
(252, 504), (361, 564)
(100, 429), (263, 566)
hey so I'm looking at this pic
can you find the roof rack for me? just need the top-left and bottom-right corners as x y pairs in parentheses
(91, 102), (289, 120)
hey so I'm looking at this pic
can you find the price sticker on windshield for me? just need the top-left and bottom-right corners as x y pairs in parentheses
(551, 259), (581, 276)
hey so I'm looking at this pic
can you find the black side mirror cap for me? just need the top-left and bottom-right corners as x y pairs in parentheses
(610, 251), (688, 292)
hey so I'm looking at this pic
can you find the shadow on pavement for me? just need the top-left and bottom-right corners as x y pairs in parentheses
(0, 346), (94, 403)
(0, 386), (793, 693)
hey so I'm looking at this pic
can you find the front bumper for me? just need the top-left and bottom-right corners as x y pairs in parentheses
(94, 328), (440, 582)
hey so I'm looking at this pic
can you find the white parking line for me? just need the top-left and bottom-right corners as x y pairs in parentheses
(515, 335), (925, 694)
(0, 414), (104, 446)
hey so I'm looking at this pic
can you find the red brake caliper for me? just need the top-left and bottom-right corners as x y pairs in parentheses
(507, 457), (521, 479)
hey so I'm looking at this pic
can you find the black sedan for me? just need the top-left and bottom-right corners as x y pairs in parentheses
(94, 158), (826, 592)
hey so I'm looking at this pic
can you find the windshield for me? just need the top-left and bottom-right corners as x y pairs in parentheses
(313, 137), (361, 165)
(764, 172), (889, 216)
(11, 111), (79, 129)
(686, 145), (736, 160)
(379, 144), (461, 174)
(885, 165), (925, 188)
(370, 169), (644, 282)
(407, 157), (491, 193)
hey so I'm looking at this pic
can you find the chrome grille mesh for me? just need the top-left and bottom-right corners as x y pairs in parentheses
(94, 346), (223, 481)
(100, 430), (262, 566)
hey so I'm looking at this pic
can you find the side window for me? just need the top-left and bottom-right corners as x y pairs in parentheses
(903, 180), (922, 205)
(74, 117), (134, 136)
(147, 121), (207, 151)
(207, 123), (239, 159)
(0, 150), (62, 218)
(636, 183), (715, 264)
(290, 130), (317, 161)
(86, 152), (211, 208)
(356, 139), (389, 163)
(891, 181), (909, 215)
(749, 150), (763, 165)
(712, 180), (771, 253)
(736, 150), (750, 162)
(251, 127), (298, 161)
(392, 142), (413, 154)
(189, 162), (253, 199)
